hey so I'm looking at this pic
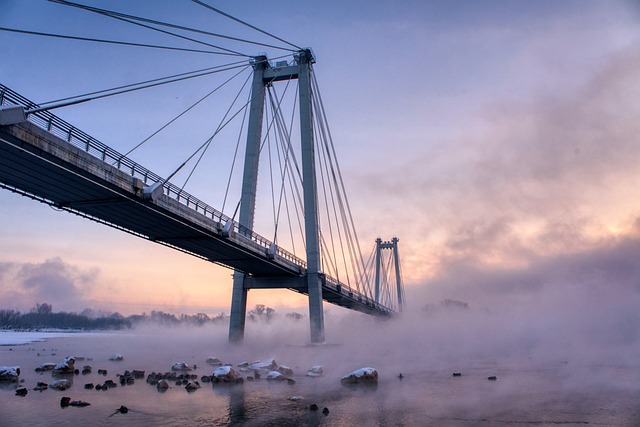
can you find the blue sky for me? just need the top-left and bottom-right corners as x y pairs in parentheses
(1, 0), (640, 320)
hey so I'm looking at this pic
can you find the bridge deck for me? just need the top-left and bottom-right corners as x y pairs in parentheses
(0, 85), (393, 316)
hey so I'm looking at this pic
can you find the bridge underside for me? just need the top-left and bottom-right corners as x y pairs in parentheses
(0, 122), (299, 277)
(0, 121), (391, 317)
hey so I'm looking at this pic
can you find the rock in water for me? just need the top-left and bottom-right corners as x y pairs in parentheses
(0, 366), (20, 382)
(60, 396), (71, 407)
(212, 366), (239, 383)
(184, 381), (201, 391)
(49, 380), (72, 391)
(340, 367), (378, 384)
(109, 354), (124, 361)
(277, 366), (294, 377)
(171, 362), (192, 371)
(69, 400), (91, 407)
(52, 357), (76, 375)
(156, 379), (170, 390)
(205, 357), (223, 366)
(249, 359), (278, 375)
(306, 366), (323, 377)
(266, 371), (286, 381)
(33, 382), (48, 391)
(15, 388), (28, 397)
(35, 363), (56, 372)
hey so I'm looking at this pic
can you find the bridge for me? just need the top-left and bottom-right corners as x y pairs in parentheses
(0, 3), (403, 344)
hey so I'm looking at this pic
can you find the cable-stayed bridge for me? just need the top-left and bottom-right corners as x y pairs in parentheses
(0, 2), (404, 344)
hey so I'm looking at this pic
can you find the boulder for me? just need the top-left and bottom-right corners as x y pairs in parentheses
(33, 381), (48, 391)
(52, 357), (76, 375)
(340, 367), (378, 384)
(266, 371), (286, 381)
(212, 366), (239, 383)
(306, 366), (323, 377)
(205, 357), (223, 366)
(15, 387), (28, 397)
(277, 365), (293, 377)
(35, 363), (56, 372)
(171, 362), (192, 371)
(0, 366), (20, 382)
(49, 379), (72, 391)
(249, 359), (278, 374)
(156, 379), (170, 390)
(185, 381), (201, 391)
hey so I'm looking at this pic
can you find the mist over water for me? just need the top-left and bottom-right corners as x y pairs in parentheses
(2, 270), (640, 426)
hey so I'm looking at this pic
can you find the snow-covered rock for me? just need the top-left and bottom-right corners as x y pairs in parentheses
(212, 366), (238, 383)
(341, 367), (378, 384)
(109, 353), (124, 361)
(266, 371), (286, 381)
(249, 359), (278, 374)
(156, 379), (170, 390)
(49, 379), (72, 390)
(52, 357), (75, 375)
(35, 362), (56, 372)
(0, 366), (20, 381)
(287, 395), (304, 402)
(306, 366), (323, 377)
(205, 357), (223, 366)
(171, 362), (192, 371)
(277, 365), (293, 377)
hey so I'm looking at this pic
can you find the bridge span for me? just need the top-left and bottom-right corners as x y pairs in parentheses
(0, 84), (393, 325)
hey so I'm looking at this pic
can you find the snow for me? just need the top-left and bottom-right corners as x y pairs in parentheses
(213, 365), (232, 376)
(0, 330), (104, 345)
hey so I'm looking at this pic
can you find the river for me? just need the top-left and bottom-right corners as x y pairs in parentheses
(1, 313), (639, 426)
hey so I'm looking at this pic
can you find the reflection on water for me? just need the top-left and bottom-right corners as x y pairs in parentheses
(0, 327), (639, 426)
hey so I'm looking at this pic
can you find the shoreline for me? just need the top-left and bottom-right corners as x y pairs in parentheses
(0, 330), (110, 346)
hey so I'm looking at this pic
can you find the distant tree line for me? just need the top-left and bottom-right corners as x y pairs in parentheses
(0, 303), (304, 330)
(0, 303), (131, 330)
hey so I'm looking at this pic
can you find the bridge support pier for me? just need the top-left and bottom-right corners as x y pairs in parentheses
(228, 272), (248, 343)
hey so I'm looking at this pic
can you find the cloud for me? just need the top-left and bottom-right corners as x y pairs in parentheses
(351, 45), (640, 284)
(0, 257), (101, 312)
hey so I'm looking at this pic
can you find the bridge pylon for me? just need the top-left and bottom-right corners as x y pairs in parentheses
(374, 237), (404, 313)
(228, 50), (326, 344)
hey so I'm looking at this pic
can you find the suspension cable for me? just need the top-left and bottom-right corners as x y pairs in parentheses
(221, 89), (251, 215)
(0, 27), (224, 55)
(48, 0), (249, 57)
(48, 0), (294, 53)
(190, 0), (303, 51)
(27, 63), (248, 114)
(312, 70), (372, 295)
(180, 71), (253, 190)
(162, 92), (256, 186)
(120, 64), (251, 160)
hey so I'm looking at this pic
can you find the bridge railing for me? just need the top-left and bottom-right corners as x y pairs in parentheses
(0, 84), (306, 270)
(322, 273), (392, 314)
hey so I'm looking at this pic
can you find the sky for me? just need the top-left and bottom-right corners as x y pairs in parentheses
(1, 0), (640, 329)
